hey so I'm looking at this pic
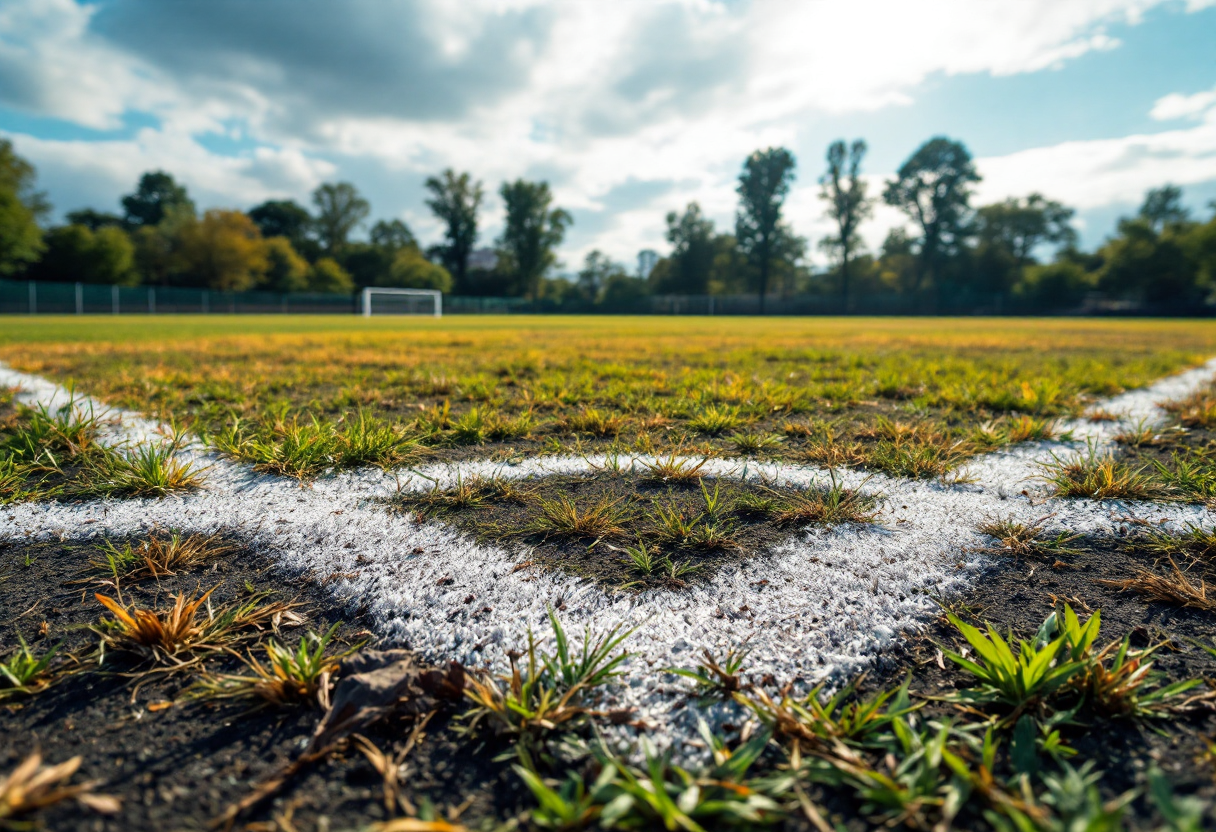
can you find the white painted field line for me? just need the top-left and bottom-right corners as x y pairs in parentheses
(2, 360), (1215, 751)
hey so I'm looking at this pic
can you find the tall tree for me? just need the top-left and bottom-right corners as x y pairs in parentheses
(736, 147), (797, 311)
(975, 193), (1076, 266)
(650, 202), (716, 295)
(0, 139), (48, 276)
(576, 250), (627, 302)
(248, 199), (314, 254)
(312, 182), (369, 254)
(425, 169), (483, 294)
(122, 171), (194, 227)
(496, 179), (571, 300)
(31, 224), (137, 286)
(175, 209), (268, 291)
(261, 236), (311, 292)
(1138, 184), (1189, 231)
(818, 139), (873, 308)
(883, 137), (980, 291)
(369, 218), (417, 251)
(65, 208), (124, 231)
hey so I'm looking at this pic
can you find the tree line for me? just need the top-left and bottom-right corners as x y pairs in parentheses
(1, 136), (1214, 310)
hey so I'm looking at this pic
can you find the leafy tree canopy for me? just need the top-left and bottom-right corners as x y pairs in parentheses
(425, 169), (483, 293)
(382, 247), (453, 293)
(249, 200), (314, 249)
(736, 146), (797, 306)
(30, 224), (137, 286)
(369, 218), (417, 251)
(1139, 184), (1190, 231)
(122, 171), (194, 227)
(883, 136), (980, 290)
(0, 139), (48, 275)
(496, 179), (571, 300)
(312, 183), (369, 253)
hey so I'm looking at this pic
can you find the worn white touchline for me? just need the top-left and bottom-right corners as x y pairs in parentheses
(3, 359), (1216, 751)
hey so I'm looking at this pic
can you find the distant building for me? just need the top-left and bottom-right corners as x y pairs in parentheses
(468, 248), (499, 271)
(637, 249), (658, 280)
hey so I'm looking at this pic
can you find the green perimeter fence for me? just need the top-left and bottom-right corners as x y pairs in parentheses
(0, 279), (357, 315)
(1, 278), (1207, 317)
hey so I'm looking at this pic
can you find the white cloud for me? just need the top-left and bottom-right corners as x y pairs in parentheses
(1, 0), (1213, 264)
(1151, 86), (1216, 121)
(5, 128), (336, 214)
(975, 120), (1216, 211)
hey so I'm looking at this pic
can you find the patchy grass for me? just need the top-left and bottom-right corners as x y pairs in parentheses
(524, 493), (631, 541)
(392, 471), (879, 590)
(91, 532), (234, 581)
(1098, 559), (1216, 612)
(977, 516), (1084, 562)
(0, 398), (203, 502)
(1162, 384), (1216, 429)
(5, 316), (1215, 477)
(1137, 524), (1216, 565)
(1041, 444), (1171, 501)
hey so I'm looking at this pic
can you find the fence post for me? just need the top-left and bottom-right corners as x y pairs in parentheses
(28, 281), (35, 315)
(75, 282), (83, 315)
(149, 287), (156, 314)
(112, 285), (119, 315)
(202, 290), (209, 314)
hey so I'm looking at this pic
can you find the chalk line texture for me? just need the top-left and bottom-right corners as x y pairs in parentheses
(3, 358), (1216, 749)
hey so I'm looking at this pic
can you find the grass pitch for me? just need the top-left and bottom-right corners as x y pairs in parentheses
(3, 315), (1215, 478)
(5, 317), (1216, 830)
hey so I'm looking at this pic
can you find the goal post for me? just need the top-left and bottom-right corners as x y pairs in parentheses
(360, 288), (443, 318)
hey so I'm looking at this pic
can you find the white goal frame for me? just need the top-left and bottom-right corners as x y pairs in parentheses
(360, 288), (443, 318)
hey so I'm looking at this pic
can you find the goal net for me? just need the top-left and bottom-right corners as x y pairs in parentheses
(360, 288), (443, 318)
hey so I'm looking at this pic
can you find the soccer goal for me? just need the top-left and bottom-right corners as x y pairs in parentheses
(359, 288), (443, 318)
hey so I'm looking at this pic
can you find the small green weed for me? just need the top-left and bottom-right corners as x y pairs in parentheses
(977, 517), (1083, 561)
(665, 646), (750, 701)
(460, 610), (634, 752)
(0, 635), (61, 699)
(189, 625), (356, 708)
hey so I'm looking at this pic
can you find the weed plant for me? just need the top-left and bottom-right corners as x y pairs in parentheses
(665, 646), (751, 701)
(91, 532), (233, 581)
(0, 752), (119, 822)
(1041, 444), (1169, 501)
(977, 517), (1083, 562)
(460, 610), (634, 762)
(525, 493), (630, 540)
(93, 586), (298, 666)
(188, 624), (357, 708)
(0, 636), (61, 699)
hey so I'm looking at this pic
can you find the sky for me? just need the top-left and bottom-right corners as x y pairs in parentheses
(1, 0), (1215, 273)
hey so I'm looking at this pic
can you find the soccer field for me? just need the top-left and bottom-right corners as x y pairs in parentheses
(4, 315), (1216, 830)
